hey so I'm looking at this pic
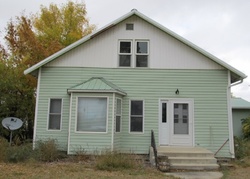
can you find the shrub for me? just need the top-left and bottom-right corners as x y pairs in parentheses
(0, 137), (9, 162)
(234, 136), (247, 159)
(6, 143), (33, 163)
(35, 139), (62, 162)
(96, 151), (141, 171)
(242, 117), (250, 139)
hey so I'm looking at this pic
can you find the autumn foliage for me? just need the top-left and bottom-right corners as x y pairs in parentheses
(0, 1), (95, 141)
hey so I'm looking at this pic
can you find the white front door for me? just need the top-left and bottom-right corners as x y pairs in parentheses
(159, 99), (194, 146)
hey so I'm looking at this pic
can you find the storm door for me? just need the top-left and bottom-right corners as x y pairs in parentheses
(159, 99), (193, 146)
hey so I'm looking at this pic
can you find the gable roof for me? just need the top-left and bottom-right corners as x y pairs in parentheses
(67, 77), (127, 96)
(231, 98), (250, 109)
(24, 9), (247, 83)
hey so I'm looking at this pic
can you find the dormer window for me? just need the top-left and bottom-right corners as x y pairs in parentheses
(119, 41), (132, 67)
(118, 40), (149, 68)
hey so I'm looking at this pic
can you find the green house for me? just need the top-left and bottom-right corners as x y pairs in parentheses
(25, 10), (246, 158)
(231, 97), (250, 138)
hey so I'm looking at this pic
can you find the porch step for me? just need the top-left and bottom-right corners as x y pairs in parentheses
(168, 157), (217, 164)
(157, 146), (219, 171)
(170, 163), (219, 171)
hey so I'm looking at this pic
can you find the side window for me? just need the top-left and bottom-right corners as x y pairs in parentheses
(119, 41), (132, 67)
(130, 100), (143, 132)
(48, 99), (62, 130)
(116, 98), (122, 132)
(135, 41), (148, 67)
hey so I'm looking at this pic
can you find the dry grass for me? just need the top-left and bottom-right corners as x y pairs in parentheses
(0, 161), (168, 179)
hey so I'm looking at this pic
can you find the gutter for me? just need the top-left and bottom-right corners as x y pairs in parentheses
(229, 79), (244, 88)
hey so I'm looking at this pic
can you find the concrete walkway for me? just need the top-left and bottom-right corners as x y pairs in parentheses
(165, 171), (223, 179)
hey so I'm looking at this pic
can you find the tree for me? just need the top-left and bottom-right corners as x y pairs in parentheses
(0, 1), (95, 142)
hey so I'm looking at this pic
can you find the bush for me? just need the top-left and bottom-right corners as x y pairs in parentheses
(242, 117), (250, 139)
(0, 137), (9, 162)
(6, 143), (33, 163)
(35, 139), (62, 162)
(234, 136), (247, 159)
(96, 151), (141, 171)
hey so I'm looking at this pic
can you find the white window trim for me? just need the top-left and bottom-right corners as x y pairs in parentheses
(158, 98), (194, 146)
(129, 99), (144, 134)
(118, 39), (150, 68)
(47, 98), (63, 131)
(115, 98), (122, 133)
(75, 96), (109, 134)
(118, 40), (133, 67)
(135, 40), (149, 68)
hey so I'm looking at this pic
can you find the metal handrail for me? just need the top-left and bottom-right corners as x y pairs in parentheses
(151, 130), (158, 167)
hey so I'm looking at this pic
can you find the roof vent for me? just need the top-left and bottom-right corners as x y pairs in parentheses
(126, 23), (134, 30)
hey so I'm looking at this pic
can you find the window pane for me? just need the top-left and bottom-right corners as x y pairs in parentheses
(77, 97), (107, 132)
(119, 55), (131, 67)
(120, 42), (131, 53)
(116, 116), (121, 132)
(131, 101), (143, 115)
(136, 55), (148, 67)
(50, 99), (62, 113)
(130, 117), (143, 132)
(137, 42), (148, 53)
(162, 103), (167, 123)
(116, 99), (121, 115)
(49, 115), (61, 129)
(173, 103), (189, 134)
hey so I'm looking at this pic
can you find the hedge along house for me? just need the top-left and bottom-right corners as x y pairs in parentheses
(24, 9), (246, 158)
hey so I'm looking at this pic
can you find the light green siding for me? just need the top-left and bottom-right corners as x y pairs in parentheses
(68, 93), (113, 154)
(36, 67), (231, 157)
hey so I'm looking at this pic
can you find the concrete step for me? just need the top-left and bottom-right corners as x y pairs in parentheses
(158, 147), (215, 158)
(171, 163), (219, 171)
(168, 157), (217, 164)
(156, 146), (219, 171)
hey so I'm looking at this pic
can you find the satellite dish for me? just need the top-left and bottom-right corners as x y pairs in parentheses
(2, 117), (23, 130)
(2, 117), (23, 146)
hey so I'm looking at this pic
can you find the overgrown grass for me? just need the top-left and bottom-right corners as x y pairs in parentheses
(234, 136), (248, 159)
(0, 138), (65, 163)
(34, 139), (66, 162)
(95, 151), (143, 171)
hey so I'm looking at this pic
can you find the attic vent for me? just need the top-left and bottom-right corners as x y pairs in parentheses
(126, 23), (134, 30)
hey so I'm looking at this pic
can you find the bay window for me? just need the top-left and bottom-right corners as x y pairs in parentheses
(77, 97), (107, 132)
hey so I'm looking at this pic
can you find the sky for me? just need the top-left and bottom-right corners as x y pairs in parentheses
(0, 0), (249, 101)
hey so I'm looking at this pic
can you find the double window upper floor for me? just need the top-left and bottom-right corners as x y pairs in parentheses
(118, 40), (149, 68)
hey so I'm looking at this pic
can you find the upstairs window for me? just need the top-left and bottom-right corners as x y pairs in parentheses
(136, 41), (148, 67)
(48, 98), (62, 130)
(119, 41), (132, 67)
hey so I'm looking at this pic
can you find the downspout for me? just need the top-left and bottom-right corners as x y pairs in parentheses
(227, 71), (243, 158)
(230, 79), (243, 88)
